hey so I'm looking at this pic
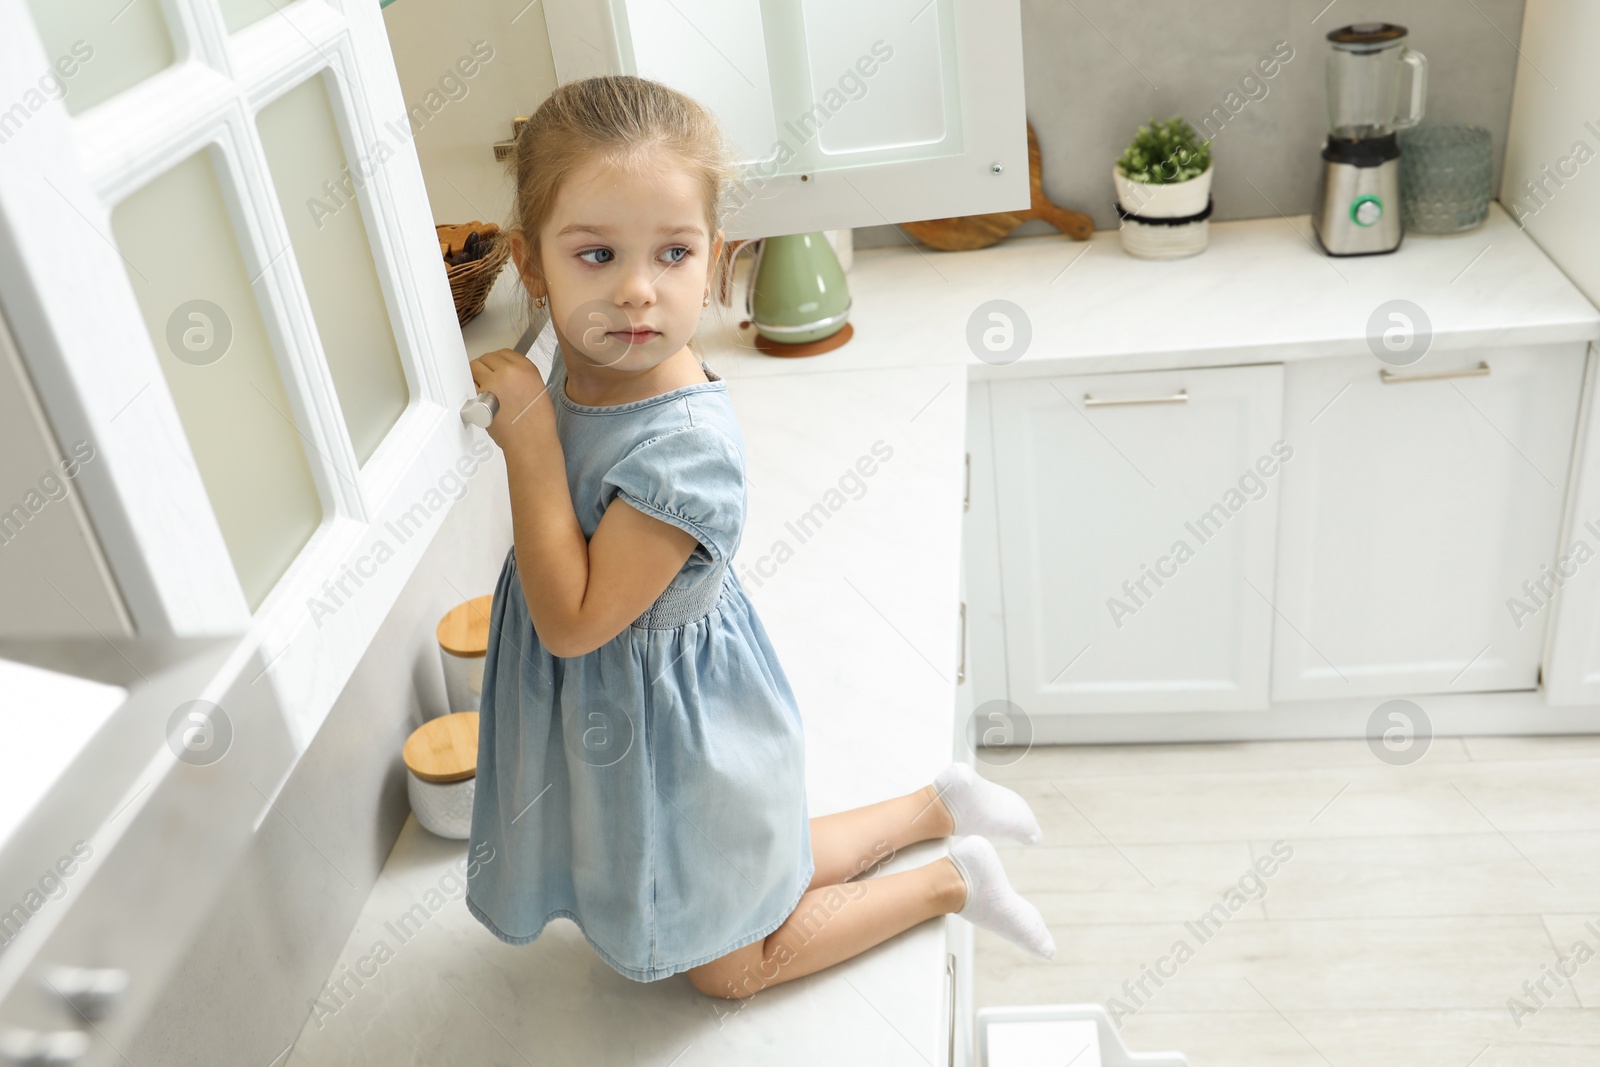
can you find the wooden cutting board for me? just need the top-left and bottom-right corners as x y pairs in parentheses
(899, 123), (1093, 250)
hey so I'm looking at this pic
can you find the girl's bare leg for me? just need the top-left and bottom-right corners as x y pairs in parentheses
(686, 783), (966, 999)
(808, 782), (956, 889)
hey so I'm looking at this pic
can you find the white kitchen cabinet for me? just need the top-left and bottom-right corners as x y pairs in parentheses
(4, 0), (475, 748)
(540, 0), (1029, 239)
(1544, 344), (1600, 706)
(961, 382), (1017, 746)
(988, 364), (1286, 715)
(0, 305), (130, 637)
(1270, 345), (1588, 702)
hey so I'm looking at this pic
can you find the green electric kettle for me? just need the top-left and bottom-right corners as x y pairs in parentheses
(744, 232), (851, 347)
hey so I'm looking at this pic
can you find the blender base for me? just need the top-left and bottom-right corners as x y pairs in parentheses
(1312, 145), (1404, 256)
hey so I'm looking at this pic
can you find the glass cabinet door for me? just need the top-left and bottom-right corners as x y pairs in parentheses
(3, 0), (473, 747)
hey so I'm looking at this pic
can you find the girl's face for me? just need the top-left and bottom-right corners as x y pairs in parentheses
(519, 148), (723, 375)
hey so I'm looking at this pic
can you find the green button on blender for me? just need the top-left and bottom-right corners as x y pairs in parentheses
(1350, 195), (1384, 227)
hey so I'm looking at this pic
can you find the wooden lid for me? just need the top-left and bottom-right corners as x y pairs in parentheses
(436, 594), (493, 658)
(403, 711), (478, 783)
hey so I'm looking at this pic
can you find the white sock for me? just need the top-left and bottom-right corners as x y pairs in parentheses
(932, 761), (1043, 844)
(947, 836), (1056, 960)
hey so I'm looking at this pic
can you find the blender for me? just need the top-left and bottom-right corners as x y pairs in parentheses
(1312, 22), (1427, 256)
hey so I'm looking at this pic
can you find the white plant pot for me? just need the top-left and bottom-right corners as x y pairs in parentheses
(1114, 164), (1213, 259)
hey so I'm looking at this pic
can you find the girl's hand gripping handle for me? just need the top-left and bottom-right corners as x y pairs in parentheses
(467, 348), (550, 449)
(461, 390), (499, 428)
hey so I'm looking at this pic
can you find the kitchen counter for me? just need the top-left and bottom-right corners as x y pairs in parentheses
(287, 203), (1598, 1066)
(702, 201), (1599, 381)
(468, 202), (1600, 384)
(291, 253), (968, 1065)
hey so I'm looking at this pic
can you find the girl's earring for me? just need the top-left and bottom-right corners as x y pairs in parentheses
(534, 295), (547, 309)
(703, 292), (710, 308)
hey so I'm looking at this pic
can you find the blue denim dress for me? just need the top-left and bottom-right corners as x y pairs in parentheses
(465, 342), (814, 982)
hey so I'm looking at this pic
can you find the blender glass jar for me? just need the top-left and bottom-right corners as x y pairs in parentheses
(1326, 23), (1427, 140)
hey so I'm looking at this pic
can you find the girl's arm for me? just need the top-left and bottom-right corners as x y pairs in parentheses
(471, 348), (700, 657)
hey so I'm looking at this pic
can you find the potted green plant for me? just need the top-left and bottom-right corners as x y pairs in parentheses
(1113, 116), (1214, 259)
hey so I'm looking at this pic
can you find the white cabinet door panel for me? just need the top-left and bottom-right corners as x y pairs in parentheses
(1271, 345), (1586, 702)
(962, 382), (1015, 751)
(542, 0), (1030, 239)
(1545, 345), (1600, 705)
(3, 0), (475, 750)
(991, 364), (1285, 715)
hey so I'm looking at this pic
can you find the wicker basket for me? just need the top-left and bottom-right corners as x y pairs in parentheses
(440, 226), (511, 327)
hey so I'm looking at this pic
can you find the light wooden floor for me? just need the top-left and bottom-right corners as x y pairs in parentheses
(975, 734), (1600, 1067)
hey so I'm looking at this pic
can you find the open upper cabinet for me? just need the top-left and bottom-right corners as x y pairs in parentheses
(541, 0), (1031, 239)
(1, 0), (474, 747)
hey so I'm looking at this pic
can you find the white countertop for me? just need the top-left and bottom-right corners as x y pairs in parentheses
(465, 269), (969, 824)
(470, 203), (1600, 386)
(293, 205), (1598, 1066)
(698, 201), (1600, 383)
(0, 659), (125, 857)
(293, 237), (967, 1067)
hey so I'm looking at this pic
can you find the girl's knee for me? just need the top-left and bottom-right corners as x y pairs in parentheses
(686, 943), (765, 999)
(687, 966), (738, 998)
(687, 961), (747, 999)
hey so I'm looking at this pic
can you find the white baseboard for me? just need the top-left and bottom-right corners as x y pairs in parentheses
(973, 689), (1600, 746)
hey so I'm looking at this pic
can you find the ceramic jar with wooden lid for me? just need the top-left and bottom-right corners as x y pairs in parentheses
(403, 711), (478, 838)
(436, 594), (492, 713)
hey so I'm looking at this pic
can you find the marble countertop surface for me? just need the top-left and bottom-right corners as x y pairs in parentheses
(698, 201), (1600, 383)
(300, 205), (1597, 1065)
(469, 201), (1600, 387)
(296, 247), (967, 1067)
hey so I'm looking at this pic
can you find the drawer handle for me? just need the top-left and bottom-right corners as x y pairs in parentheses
(963, 452), (971, 513)
(1379, 361), (1490, 384)
(1082, 388), (1188, 407)
(956, 602), (967, 685)
(946, 951), (958, 1067)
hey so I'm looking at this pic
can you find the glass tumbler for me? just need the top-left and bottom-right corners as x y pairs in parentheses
(1399, 123), (1493, 233)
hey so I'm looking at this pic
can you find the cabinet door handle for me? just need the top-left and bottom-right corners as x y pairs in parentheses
(1082, 388), (1188, 407)
(956, 602), (967, 684)
(945, 950), (958, 1067)
(461, 390), (499, 427)
(963, 452), (971, 513)
(1379, 361), (1490, 384)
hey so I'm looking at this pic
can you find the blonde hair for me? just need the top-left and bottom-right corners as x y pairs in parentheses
(507, 75), (739, 353)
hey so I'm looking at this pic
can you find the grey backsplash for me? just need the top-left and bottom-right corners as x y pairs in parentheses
(853, 0), (1525, 249)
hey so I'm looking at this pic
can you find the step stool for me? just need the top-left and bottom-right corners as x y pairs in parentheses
(977, 1004), (1188, 1067)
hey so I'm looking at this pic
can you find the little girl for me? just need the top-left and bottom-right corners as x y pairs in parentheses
(464, 74), (1056, 998)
